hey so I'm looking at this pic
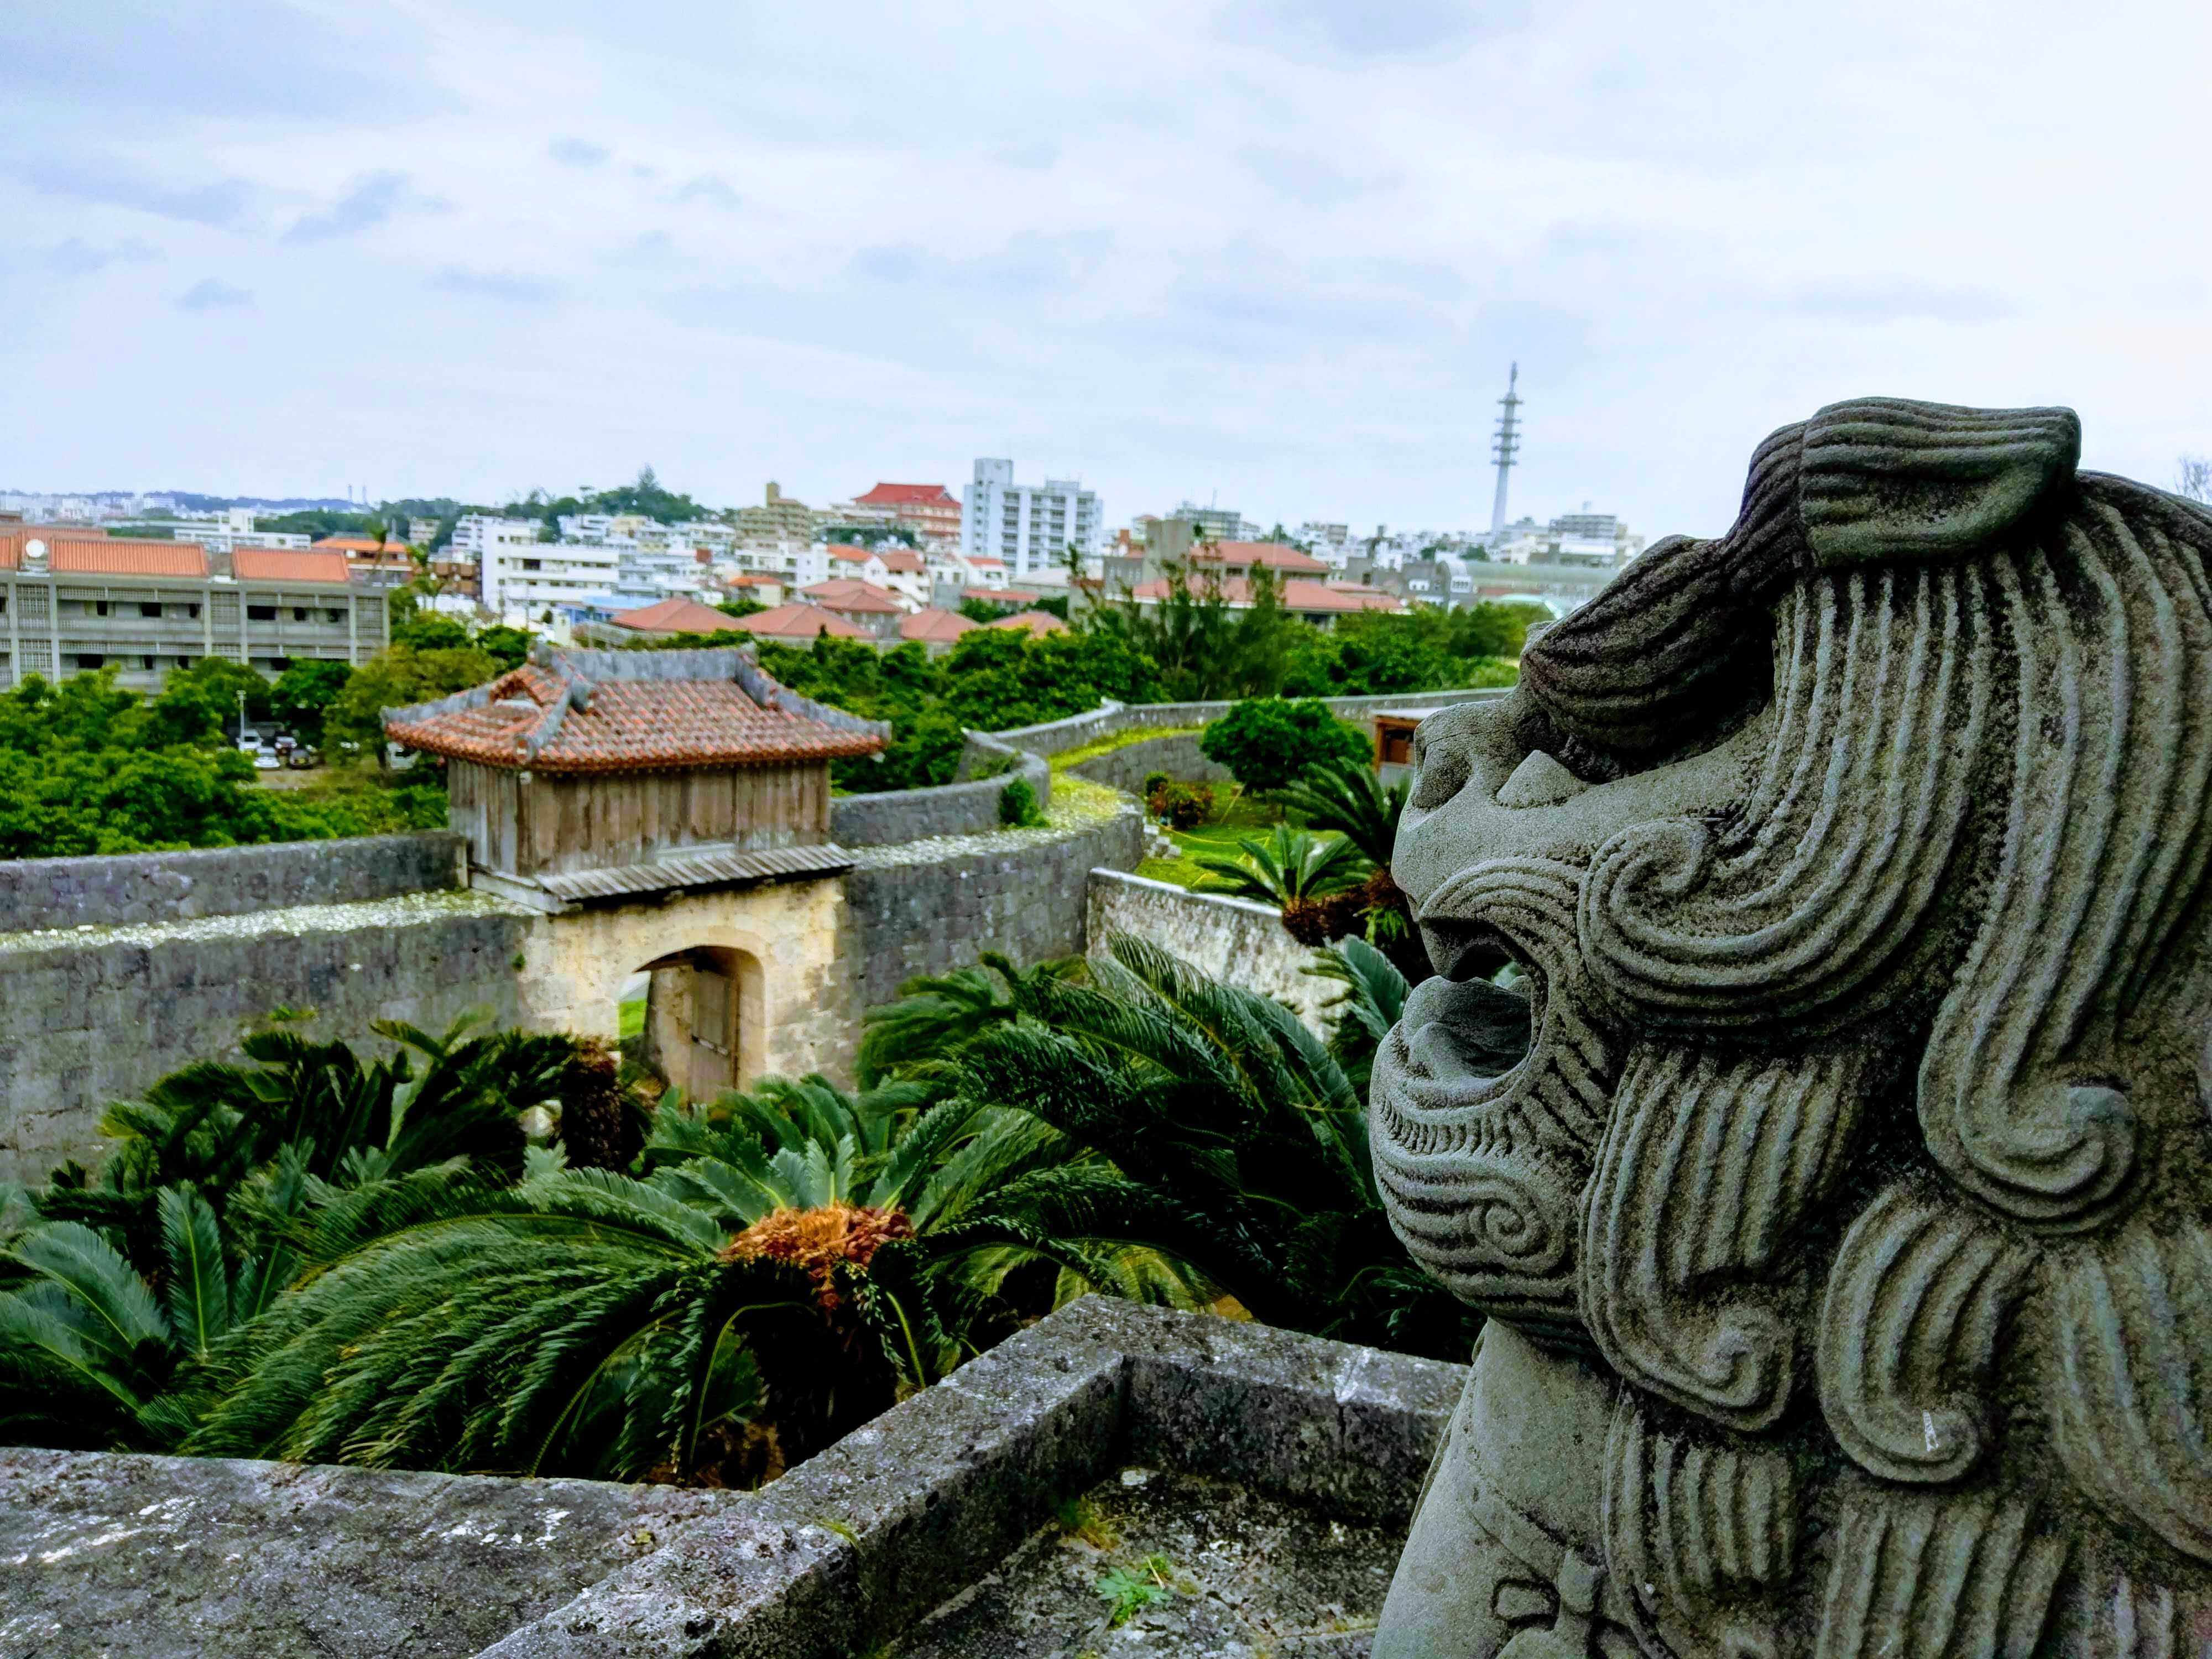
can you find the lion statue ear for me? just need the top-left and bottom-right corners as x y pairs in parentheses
(1798, 398), (2080, 566)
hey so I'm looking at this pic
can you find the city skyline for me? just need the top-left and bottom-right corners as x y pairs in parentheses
(3, 2), (2206, 544)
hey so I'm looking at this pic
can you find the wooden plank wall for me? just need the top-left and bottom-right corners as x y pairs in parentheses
(474, 763), (832, 877)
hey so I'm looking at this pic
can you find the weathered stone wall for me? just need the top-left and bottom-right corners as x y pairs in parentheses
(980, 687), (1509, 766)
(832, 742), (1051, 847)
(0, 832), (467, 933)
(1086, 869), (1335, 1030)
(843, 794), (1146, 1019)
(0, 889), (531, 1185)
(1064, 731), (1233, 794)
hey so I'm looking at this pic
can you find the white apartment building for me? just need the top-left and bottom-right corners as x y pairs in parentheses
(452, 514), (545, 562)
(962, 459), (1103, 578)
(479, 523), (620, 622)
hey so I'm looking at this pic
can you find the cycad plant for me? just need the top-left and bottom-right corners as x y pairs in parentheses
(1271, 759), (1428, 978)
(949, 933), (1480, 1360)
(0, 1183), (282, 1449)
(854, 954), (1084, 1087)
(1302, 936), (1410, 1094)
(1269, 757), (1408, 868)
(1193, 822), (1372, 948)
(35, 1014), (581, 1269)
(183, 1074), (1190, 1485)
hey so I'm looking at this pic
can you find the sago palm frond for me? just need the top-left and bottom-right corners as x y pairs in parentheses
(1193, 824), (1369, 905)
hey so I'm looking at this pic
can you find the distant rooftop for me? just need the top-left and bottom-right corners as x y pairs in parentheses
(610, 596), (739, 635)
(232, 549), (351, 584)
(0, 530), (208, 577)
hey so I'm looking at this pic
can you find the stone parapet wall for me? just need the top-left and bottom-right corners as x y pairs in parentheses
(843, 793), (1145, 1018)
(831, 739), (1050, 847)
(0, 1298), (1463, 1657)
(0, 890), (531, 1185)
(1087, 869), (1335, 1030)
(1064, 731), (1231, 794)
(0, 832), (468, 934)
(972, 686), (1509, 769)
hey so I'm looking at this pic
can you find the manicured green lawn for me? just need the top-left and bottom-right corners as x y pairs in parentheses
(1136, 795), (1288, 889)
(618, 997), (646, 1040)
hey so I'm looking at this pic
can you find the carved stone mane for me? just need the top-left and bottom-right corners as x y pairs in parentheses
(1372, 399), (2212, 1659)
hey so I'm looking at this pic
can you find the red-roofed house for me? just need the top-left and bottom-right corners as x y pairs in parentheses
(896, 607), (977, 656)
(1125, 577), (1402, 629)
(609, 596), (744, 636)
(801, 578), (906, 640)
(1, 527), (390, 691)
(849, 483), (961, 547)
(1188, 540), (1331, 577)
(730, 602), (868, 645)
(312, 535), (479, 597)
(988, 609), (1067, 638)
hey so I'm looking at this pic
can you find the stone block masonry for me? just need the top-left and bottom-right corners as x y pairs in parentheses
(1087, 869), (1337, 1030)
(0, 890), (531, 1186)
(0, 831), (468, 933)
(0, 1298), (1464, 1657)
(842, 782), (1145, 1022)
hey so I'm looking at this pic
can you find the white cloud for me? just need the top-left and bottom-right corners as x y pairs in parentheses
(0, 0), (2207, 531)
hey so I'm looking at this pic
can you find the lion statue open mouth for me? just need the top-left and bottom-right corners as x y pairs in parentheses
(1371, 399), (2212, 1659)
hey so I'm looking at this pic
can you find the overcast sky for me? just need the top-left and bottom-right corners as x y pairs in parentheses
(3, 1), (2208, 538)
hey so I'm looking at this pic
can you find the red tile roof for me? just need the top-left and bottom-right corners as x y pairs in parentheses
(989, 609), (1067, 636)
(1129, 577), (1402, 614)
(232, 548), (352, 584)
(898, 607), (977, 643)
(825, 544), (873, 564)
(0, 531), (210, 576)
(853, 483), (957, 507)
(992, 587), (1042, 604)
(965, 555), (1005, 568)
(1190, 540), (1329, 573)
(732, 602), (867, 641)
(383, 645), (886, 774)
(611, 596), (742, 634)
(802, 578), (903, 615)
(870, 546), (925, 573)
(313, 536), (408, 554)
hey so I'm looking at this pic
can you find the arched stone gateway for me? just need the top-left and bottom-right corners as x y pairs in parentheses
(514, 886), (850, 1090)
(1374, 400), (2212, 1659)
(385, 645), (883, 1090)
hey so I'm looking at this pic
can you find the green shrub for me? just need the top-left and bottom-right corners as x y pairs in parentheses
(998, 777), (1044, 827)
(1146, 780), (1213, 831)
(1141, 770), (1170, 797)
(1198, 697), (1371, 794)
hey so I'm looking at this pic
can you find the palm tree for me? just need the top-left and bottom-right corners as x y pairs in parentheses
(1270, 758), (1408, 869)
(949, 934), (1481, 1360)
(855, 953), (1086, 1086)
(0, 1185), (273, 1451)
(34, 1016), (580, 1270)
(1193, 822), (1368, 905)
(1302, 936), (1409, 1094)
(182, 1074), (1190, 1485)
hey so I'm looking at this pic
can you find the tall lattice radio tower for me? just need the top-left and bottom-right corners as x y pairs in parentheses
(1489, 362), (1522, 539)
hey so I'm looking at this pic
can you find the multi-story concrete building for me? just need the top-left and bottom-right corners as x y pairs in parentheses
(844, 483), (962, 549)
(733, 483), (823, 550)
(0, 531), (390, 692)
(483, 540), (622, 623)
(452, 514), (544, 563)
(1171, 500), (1245, 543)
(962, 460), (1102, 578)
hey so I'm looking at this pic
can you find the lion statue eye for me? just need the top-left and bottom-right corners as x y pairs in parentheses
(1410, 738), (1471, 810)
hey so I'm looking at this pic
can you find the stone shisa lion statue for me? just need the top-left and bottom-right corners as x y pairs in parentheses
(1373, 399), (2212, 1658)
